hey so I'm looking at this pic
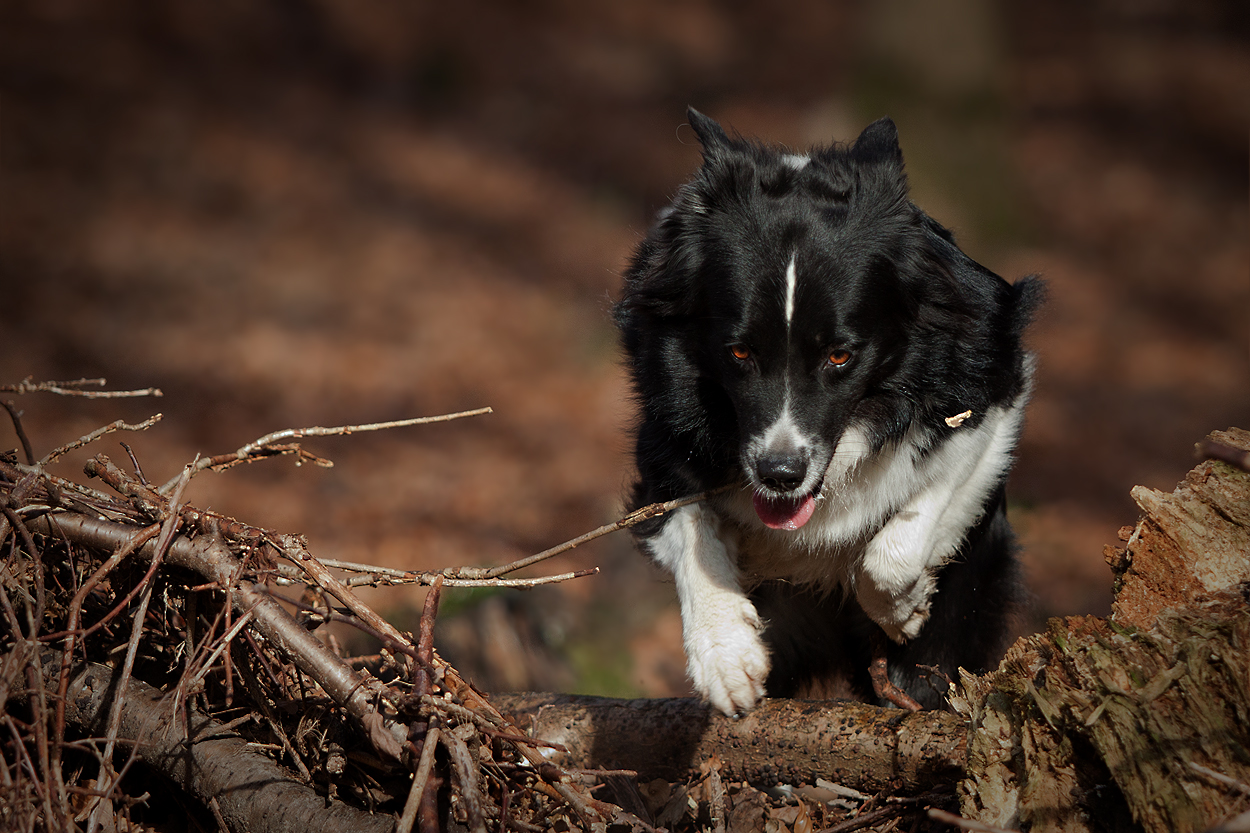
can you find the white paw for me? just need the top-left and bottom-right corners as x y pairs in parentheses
(856, 574), (934, 644)
(683, 596), (770, 716)
(874, 598), (932, 643)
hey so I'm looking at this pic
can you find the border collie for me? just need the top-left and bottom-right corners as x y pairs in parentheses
(615, 109), (1041, 714)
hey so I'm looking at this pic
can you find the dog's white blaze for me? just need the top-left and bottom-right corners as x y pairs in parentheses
(759, 405), (805, 455)
(783, 253), (798, 325)
(782, 154), (810, 170)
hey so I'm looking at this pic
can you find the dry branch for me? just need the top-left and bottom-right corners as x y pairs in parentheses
(25, 510), (408, 763)
(0, 376), (163, 398)
(158, 407), (492, 492)
(1, 393), (663, 832)
(491, 693), (967, 792)
(442, 486), (730, 581)
(39, 414), (163, 466)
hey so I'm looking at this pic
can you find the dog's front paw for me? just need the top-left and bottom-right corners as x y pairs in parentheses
(874, 598), (932, 643)
(856, 574), (935, 644)
(683, 597), (770, 716)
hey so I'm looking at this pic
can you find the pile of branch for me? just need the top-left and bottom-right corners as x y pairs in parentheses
(0, 378), (678, 833)
(3, 377), (1248, 833)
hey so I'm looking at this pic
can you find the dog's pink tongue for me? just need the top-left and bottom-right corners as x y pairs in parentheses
(753, 493), (817, 530)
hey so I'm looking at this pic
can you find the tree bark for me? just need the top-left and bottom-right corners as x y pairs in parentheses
(1110, 427), (1250, 631)
(958, 427), (1250, 833)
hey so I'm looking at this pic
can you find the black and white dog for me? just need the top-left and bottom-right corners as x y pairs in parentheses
(615, 109), (1041, 714)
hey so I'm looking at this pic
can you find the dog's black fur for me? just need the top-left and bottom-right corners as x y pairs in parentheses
(614, 109), (1041, 711)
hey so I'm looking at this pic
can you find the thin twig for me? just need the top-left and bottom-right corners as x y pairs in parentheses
(118, 442), (148, 486)
(415, 575), (442, 697)
(157, 407), (493, 493)
(397, 725), (441, 833)
(0, 377), (163, 398)
(288, 558), (598, 588)
(815, 778), (871, 803)
(1189, 761), (1250, 795)
(344, 565), (598, 589)
(2, 400), (36, 464)
(441, 727), (488, 833)
(448, 487), (730, 581)
(40, 415), (163, 466)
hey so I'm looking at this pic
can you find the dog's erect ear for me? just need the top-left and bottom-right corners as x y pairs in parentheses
(686, 107), (731, 156)
(851, 117), (903, 166)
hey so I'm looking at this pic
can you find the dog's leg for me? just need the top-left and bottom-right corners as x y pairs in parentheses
(644, 502), (769, 715)
(855, 504), (944, 643)
(856, 408), (1024, 642)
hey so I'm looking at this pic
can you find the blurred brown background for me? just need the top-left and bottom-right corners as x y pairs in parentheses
(2, 0), (1246, 698)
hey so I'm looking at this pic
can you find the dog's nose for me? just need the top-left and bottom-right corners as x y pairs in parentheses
(756, 454), (808, 491)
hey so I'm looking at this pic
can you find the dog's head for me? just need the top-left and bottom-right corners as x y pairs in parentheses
(617, 109), (1040, 530)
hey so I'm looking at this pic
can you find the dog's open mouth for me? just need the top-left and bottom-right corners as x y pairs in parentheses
(753, 491), (817, 531)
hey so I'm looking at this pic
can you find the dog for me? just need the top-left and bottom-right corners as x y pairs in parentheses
(614, 109), (1041, 714)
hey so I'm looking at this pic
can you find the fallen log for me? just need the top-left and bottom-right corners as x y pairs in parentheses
(492, 692), (966, 793)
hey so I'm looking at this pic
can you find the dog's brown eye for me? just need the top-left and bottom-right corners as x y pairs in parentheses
(730, 344), (751, 361)
(827, 349), (852, 367)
